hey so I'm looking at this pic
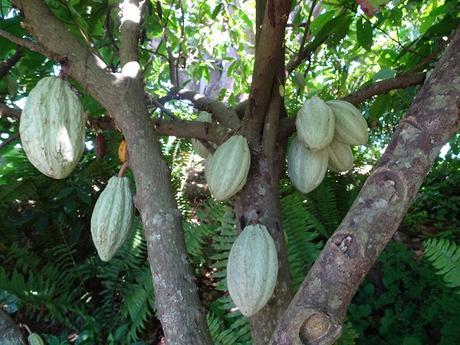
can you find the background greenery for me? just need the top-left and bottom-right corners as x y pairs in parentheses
(1, 0), (459, 344)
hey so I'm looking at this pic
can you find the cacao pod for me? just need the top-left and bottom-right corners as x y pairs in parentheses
(226, 224), (278, 317)
(191, 111), (213, 158)
(28, 333), (45, 345)
(91, 176), (133, 261)
(288, 137), (328, 193)
(326, 100), (368, 145)
(118, 139), (128, 163)
(205, 135), (250, 201)
(19, 76), (86, 179)
(295, 96), (335, 151)
(328, 138), (353, 172)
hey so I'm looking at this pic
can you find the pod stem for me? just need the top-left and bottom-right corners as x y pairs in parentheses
(19, 323), (32, 335)
(118, 161), (130, 177)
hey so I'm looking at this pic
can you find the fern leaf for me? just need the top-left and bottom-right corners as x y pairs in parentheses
(424, 238), (460, 289)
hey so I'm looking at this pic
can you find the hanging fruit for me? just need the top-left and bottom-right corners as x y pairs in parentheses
(288, 137), (328, 194)
(27, 333), (45, 345)
(118, 139), (128, 163)
(328, 138), (354, 172)
(226, 224), (278, 317)
(191, 111), (213, 158)
(205, 135), (250, 201)
(326, 100), (369, 145)
(19, 76), (86, 179)
(91, 176), (133, 261)
(295, 96), (335, 151)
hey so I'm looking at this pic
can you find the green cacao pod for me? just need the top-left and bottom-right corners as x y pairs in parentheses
(227, 224), (278, 317)
(191, 111), (213, 158)
(295, 96), (335, 151)
(328, 138), (353, 172)
(326, 100), (368, 145)
(91, 176), (133, 261)
(19, 76), (86, 179)
(288, 137), (328, 194)
(27, 333), (45, 345)
(205, 135), (250, 201)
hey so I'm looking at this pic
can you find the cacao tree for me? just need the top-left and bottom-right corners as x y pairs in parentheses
(0, 0), (459, 344)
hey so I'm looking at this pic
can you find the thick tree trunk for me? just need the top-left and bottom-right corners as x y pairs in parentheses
(234, 142), (293, 345)
(0, 311), (25, 345)
(270, 27), (460, 345)
(14, 1), (213, 344)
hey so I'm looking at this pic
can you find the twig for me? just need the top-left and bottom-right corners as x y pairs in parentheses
(0, 134), (19, 150)
(0, 47), (22, 79)
(151, 99), (177, 119)
(0, 29), (49, 57)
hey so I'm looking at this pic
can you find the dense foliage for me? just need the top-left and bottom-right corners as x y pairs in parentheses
(1, 0), (459, 344)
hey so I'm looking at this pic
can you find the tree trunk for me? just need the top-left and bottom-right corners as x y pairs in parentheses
(0, 311), (25, 345)
(234, 135), (293, 344)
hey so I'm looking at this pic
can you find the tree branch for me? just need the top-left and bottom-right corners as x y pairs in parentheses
(175, 88), (241, 129)
(243, 0), (291, 144)
(0, 134), (19, 150)
(0, 103), (21, 119)
(286, 36), (326, 73)
(278, 72), (427, 139)
(343, 72), (426, 105)
(0, 101), (228, 144)
(0, 48), (22, 79)
(271, 27), (460, 345)
(0, 28), (50, 57)
(119, 0), (145, 65)
(153, 119), (230, 144)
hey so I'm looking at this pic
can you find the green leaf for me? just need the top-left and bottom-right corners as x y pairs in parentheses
(356, 18), (373, 50)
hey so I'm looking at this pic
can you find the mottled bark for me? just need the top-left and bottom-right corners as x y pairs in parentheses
(13, 1), (213, 344)
(0, 311), (25, 345)
(234, 1), (294, 343)
(0, 48), (22, 80)
(270, 27), (460, 345)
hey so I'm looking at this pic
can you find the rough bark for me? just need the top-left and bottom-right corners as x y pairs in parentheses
(0, 311), (26, 345)
(270, 27), (460, 345)
(0, 48), (22, 80)
(13, 1), (213, 344)
(234, 1), (294, 344)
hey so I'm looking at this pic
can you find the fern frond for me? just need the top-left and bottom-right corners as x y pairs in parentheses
(424, 238), (460, 289)
(281, 191), (322, 290)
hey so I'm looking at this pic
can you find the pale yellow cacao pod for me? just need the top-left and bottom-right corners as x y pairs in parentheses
(91, 176), (133, 261)
(288, 137), (328, 193)
(295, 96), (335, 151)
(326, 100), (368, 145)
(191, 111), (213, 158)
(19, 76), (86, 179)
(328, 139), (354, 172)
(205, 135), (250, 201)
(227, 224), (278, 317)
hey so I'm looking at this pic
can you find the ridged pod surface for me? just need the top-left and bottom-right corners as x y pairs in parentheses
(326, 100), (368, 145)
(191, 111), (213, 158)
(226, 224), (278, 317)
(19, 76), (85, 179)
(288, 137), (328, 194)
(328, 139), (354, 172)
(295, 96), (335, 151)
(27, 333), (45, 345)
(91, 176), (133, 261)
(205, 135), (250, 200)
